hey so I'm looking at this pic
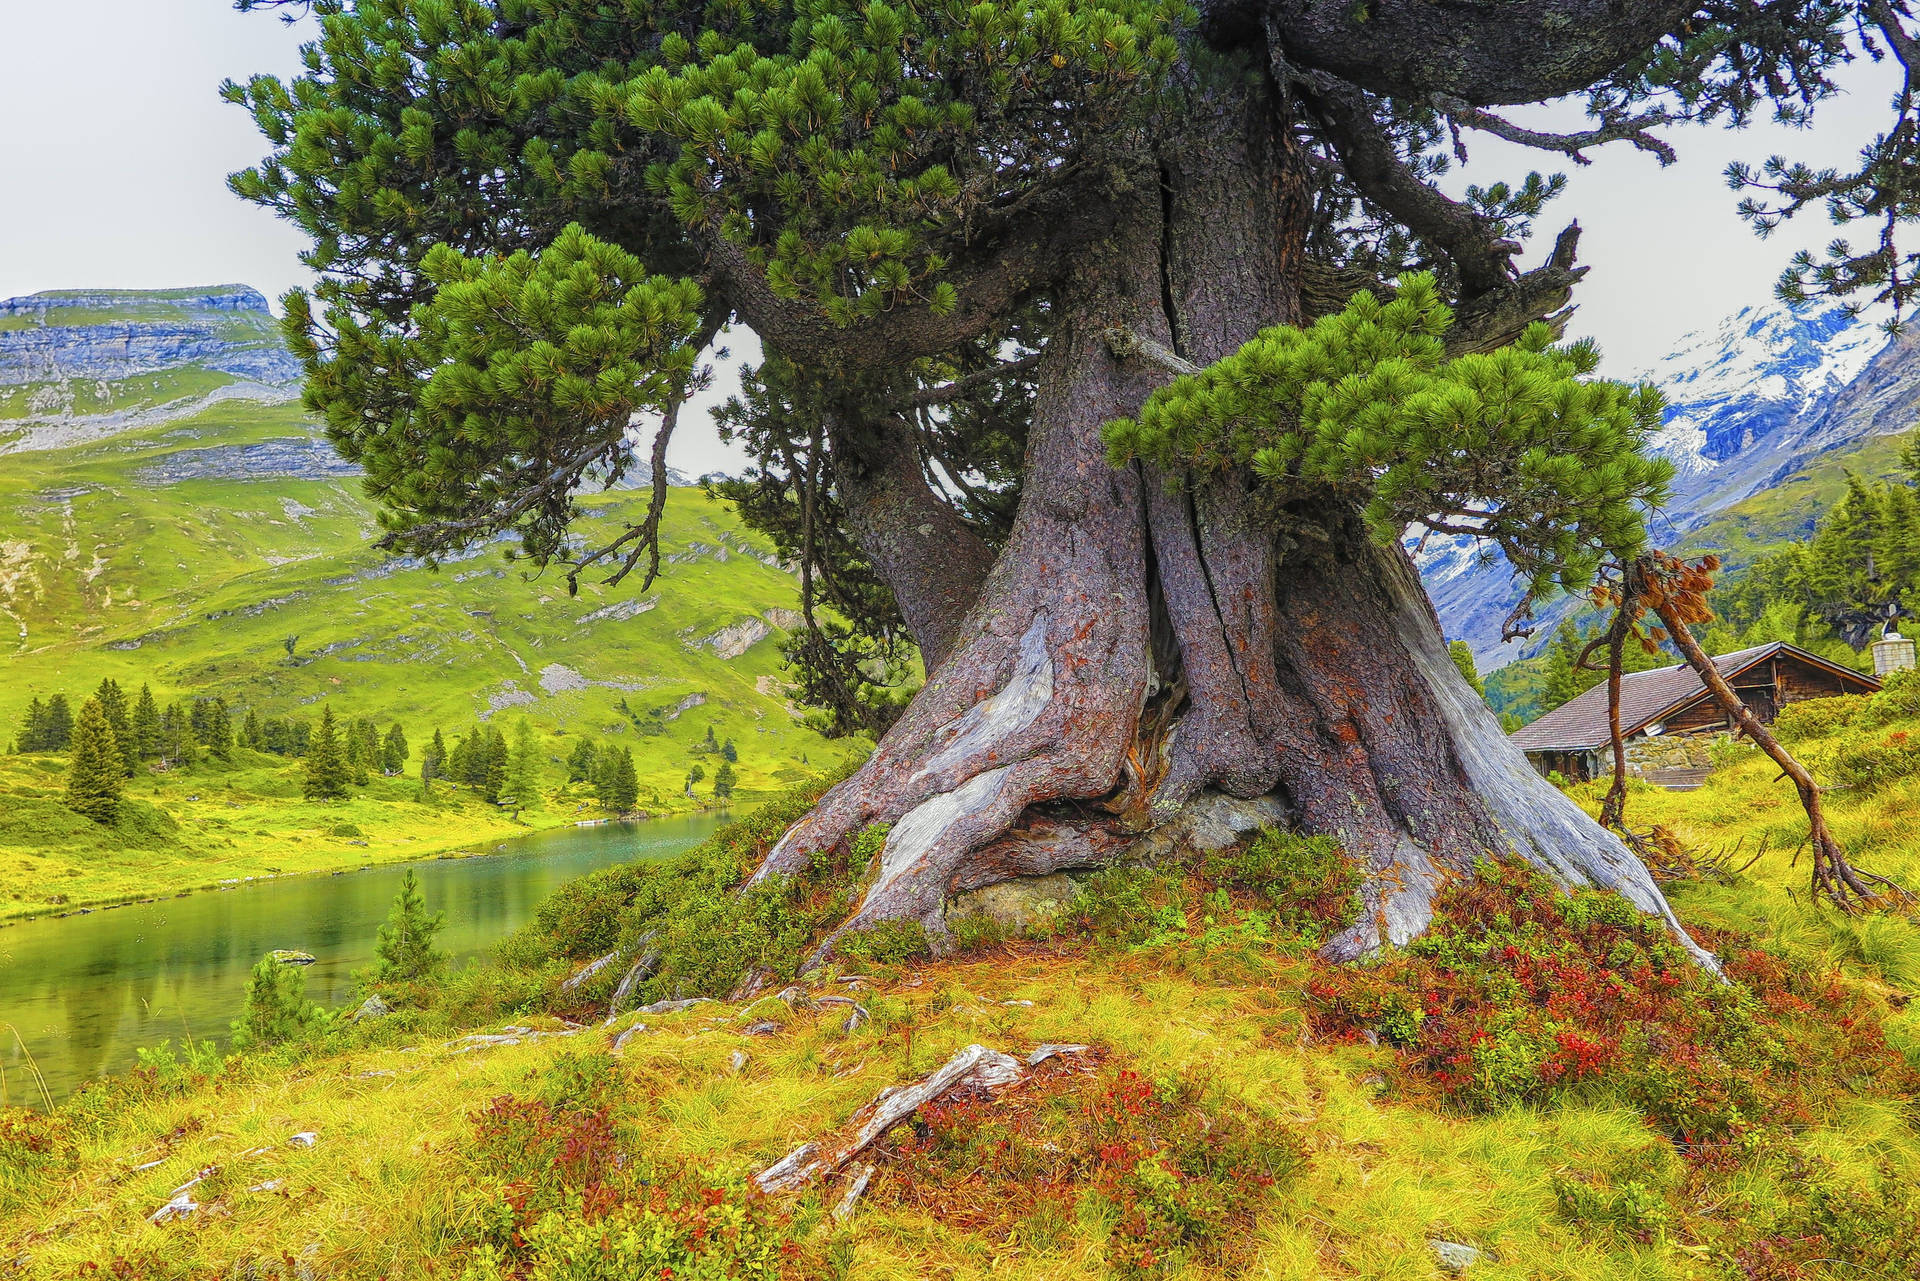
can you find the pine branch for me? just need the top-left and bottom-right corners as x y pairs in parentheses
(1435, 97), (1676, 166)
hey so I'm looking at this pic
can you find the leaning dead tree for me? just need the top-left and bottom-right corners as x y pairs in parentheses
(1636, 552), (1909, 912)
(234, 0), (1920, 959)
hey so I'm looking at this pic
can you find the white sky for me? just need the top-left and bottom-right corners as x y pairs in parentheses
(0, 2), (1905, 473)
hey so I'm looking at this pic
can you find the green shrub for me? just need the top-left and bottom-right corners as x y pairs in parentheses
(1071, 865), (1187, 946)
(1774, 693), (1867, 743)
(328, 821), (365, 837)
(1828, 729), (1920, 792)
(836, 918), (931, 965)
(1203, 829), (1361, 945)
(1861, 667), (1920, 728)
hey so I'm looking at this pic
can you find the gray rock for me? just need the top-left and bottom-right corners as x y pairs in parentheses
(352, 994), (390, 1020)
(1026, 1044), (1088, 1067)
(635, 996), (713, 1016)
(729, 1050), (750, 1074)
(611, 1023), (649, 1052)
(1432, 1240), (1483, 1273)
(743, 1020), (782, 1037)
(269, 949), (317, 966)
(287, 1131), (319, 1148)
(947, 871), (1082, 939)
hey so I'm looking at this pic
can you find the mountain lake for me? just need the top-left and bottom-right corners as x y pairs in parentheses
(0, 813), (728, 1106)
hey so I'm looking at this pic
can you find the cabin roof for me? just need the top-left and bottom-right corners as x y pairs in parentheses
(1508, 641), (1880, 754)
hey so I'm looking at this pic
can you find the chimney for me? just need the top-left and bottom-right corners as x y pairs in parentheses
(1872, 628), (1917, 677)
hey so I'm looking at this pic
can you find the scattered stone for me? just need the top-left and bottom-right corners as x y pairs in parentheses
(635, 997), (714, 1016)
(612, 1023), (650, 1052)
(128, 1157), (165, 1173)
(148, 1189), (199, 1224)
(841, 1005), (871, 1034)
(288, 1132), (319, 1148)
(352, 993), (391, 1021)
(1002, 999), (1034, 1007)
(1026, 1044), (1088, 1067)
(149, 1171), (210, 1224)
(832, 1163), (877, 1222)
(356, 1070), (395, 1080)
(449, 1034), (522, 1053)
(249, 1179), (284, 1194)
(561, 950), (621, 992)
(1432, 1241), (1483, 1273)
(774, 984), (811, 1007)
(269, 949), (316, 966)
(729, 1050), (750, 1074)
(744, 1020), (782, 1036)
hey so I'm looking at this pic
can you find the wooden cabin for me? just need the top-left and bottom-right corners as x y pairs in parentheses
(1509, 642), (1879, 784)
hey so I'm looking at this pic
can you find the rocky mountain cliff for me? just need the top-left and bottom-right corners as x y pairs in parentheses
(0, 285), (302, 450)
(1426, 301), (1920, 666)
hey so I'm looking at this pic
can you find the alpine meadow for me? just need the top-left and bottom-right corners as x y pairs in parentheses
(9, 0), (1920, 1277)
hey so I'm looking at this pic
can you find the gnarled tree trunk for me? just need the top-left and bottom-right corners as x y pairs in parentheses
(754, 74), (1713, 969)
(826, 412), (996, 674)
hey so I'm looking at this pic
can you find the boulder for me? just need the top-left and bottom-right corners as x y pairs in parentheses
(269, 949), (317, 966)
(947, 872), (1082, 939)
(1432, 1241), (1483, 1273)
(352, 994), (390, 1021)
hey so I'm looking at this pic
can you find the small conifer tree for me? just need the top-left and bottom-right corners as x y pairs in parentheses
(131, 685), (161, 760)
(93, 678), (135, 777)
(304, 706), (350, 801)
(42, 694), (72, 752)
(481, 727), (509, 802)
(421, 728), (446, 793)
(721, 737), (738, 763)
(505, 718), (542, 811)
(382, 723), (408, 775)
(603, 748), (639, 812)
(712, 759), (737, 799)
(1448, 642), (1486, 698)
(565, 737), (598, 783)
(230, 954), (320, 1050)
(242, 707), (263, 751)
(17, 697), (48, 753)
(369, 868), (446, 985)
(65, 697), (124, 824)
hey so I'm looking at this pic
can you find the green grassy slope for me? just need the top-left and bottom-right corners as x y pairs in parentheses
(0, 289), (854, 916)
(1676, 428), (1913, 572)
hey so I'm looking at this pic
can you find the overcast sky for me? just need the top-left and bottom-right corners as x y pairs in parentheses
(0, 3), (1904, 472)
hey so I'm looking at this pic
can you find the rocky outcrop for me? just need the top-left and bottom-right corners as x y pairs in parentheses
(0, 286), (301, 388)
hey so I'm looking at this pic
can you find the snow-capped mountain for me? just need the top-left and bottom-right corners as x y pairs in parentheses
(1424, 299), (1920, 666)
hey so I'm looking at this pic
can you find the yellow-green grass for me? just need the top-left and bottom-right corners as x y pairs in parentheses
(0, 748), (804, 924)
(0, 943), (1782, 1281)
(1568, 720), (1920, 1056)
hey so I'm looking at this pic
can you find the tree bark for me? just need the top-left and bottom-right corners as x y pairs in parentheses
(750, 70), (1712, 970)
(826, 412), (996, 674)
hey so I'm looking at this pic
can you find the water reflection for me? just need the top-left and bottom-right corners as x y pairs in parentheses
(0, 815), (723, 1105)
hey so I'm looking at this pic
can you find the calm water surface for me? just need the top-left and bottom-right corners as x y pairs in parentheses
(0, 814), (726, 1105)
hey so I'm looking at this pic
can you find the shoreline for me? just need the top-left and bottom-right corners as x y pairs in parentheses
(0, 801), (735, 930)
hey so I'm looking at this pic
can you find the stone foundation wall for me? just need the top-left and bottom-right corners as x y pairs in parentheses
(1620, 733), (1726, 776)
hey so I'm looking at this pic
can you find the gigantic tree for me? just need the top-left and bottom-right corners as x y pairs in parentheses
(232, 0), (1920, 960)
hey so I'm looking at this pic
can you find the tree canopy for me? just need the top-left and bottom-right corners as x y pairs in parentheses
(230, 0), (1920, 716)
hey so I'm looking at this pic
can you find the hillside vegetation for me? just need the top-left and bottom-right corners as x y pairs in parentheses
(0, 289), (855, 916)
